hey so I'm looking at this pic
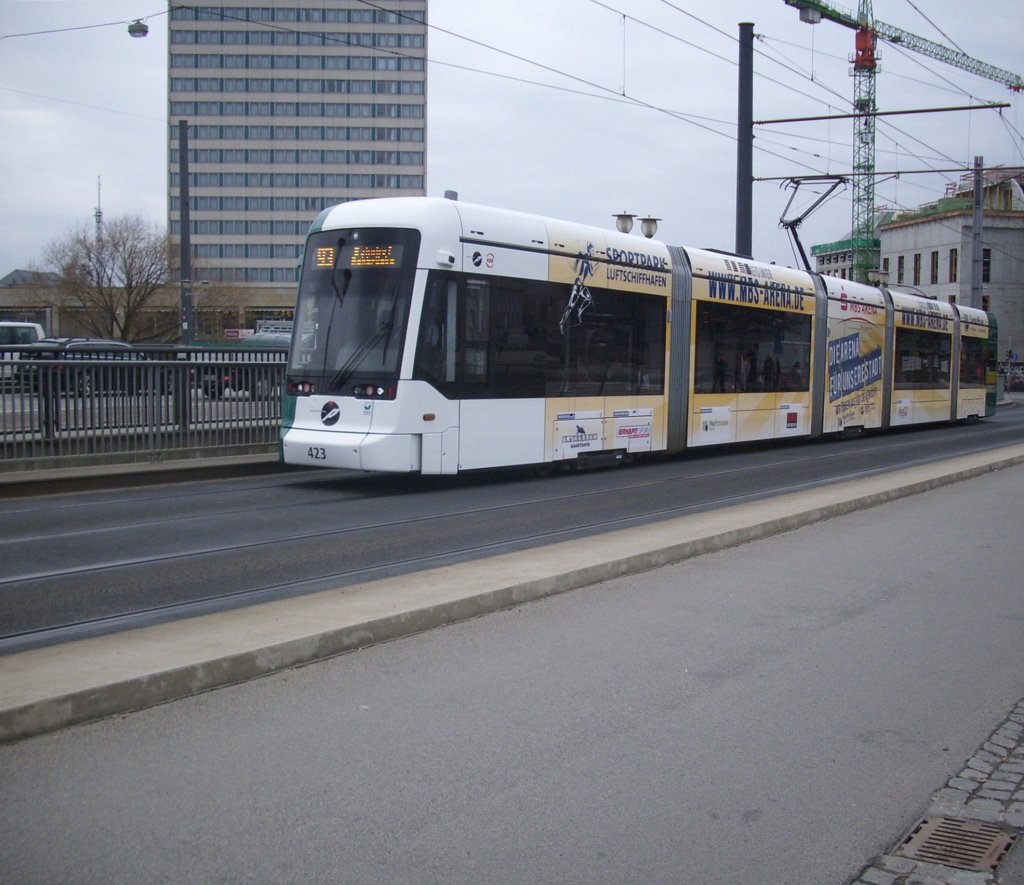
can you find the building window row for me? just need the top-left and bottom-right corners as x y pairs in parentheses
(888, 247), (991, 285)
(170, 101), (424, 119)
(201, 266), (300, 284)
(173, 196), (351, 213)
(193, 243), (302, 260)
(172, 148), (423, 165)
(171, 30), (425, 49)
(170, 7), (425, 26)
(180, 220), (310, 236)
(171, 172), (425, 189)
(171, 53), (425, 71)
(171, 77), (424, 95)
(176, 124), (423, 142)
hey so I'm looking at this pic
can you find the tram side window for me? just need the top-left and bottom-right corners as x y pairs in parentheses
(554, 288), (666, 398)
(488, 278), (562, 397)
(894, 328), (951, 389)
(415, 276), (458, 391)
(414, 271), (666, 399)
(463, 280), (490, 386)
(415, 273), (560, 398)
(960, 336), (986, 388)
(693, 300), (811, 393)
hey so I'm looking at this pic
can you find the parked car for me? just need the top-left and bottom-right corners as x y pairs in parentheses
(0, 320), (45, 346)
(198, 333), (289, 400)
(1, 320), (46, 387)
(17, 337), (171, 396)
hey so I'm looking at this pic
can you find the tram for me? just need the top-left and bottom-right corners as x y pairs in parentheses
(280, 197), (995, 474)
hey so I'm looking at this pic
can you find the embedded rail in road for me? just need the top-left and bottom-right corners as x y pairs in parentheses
(2, 407), (1023, 652)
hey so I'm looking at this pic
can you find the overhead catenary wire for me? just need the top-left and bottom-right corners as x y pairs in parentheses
(168, 0), (1022, 218)
(7, 1), (1018, 237)
(0, 1), (822, 176)
(16, 0), (1001, 185)
(900, 0), (968, 56)
(589, 0), (1019, 211)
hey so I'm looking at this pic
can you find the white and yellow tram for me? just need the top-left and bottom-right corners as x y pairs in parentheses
(280, 197), (994, 474)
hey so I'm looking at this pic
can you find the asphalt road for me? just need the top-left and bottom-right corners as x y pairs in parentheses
(3, 401), (1024, 649)
(2, 459), (1022, 884)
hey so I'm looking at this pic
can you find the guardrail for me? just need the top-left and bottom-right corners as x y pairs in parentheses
(0, 346), (287, 472)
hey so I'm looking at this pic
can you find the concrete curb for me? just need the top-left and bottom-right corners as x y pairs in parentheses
(3, 443), (1024, 744)
(0, 452), (287, 496)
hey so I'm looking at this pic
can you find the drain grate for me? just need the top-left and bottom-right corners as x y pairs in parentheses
(898, 817), (1019, 873)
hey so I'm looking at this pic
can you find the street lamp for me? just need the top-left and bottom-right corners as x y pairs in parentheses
(613, 212), (635, 234)
(127, 20), (149, 38)
(639, 216), (660, 238)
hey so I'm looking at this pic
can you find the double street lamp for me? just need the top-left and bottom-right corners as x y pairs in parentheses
(613, 212), (661, 238)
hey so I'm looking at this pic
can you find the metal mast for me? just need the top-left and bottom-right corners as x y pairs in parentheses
(94, 175), (103, 241)
(783, 0), (1023, 283)
(851, 0), (876, 284)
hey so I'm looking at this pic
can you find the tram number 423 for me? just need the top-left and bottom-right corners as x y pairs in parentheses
(307, 446), (328, 461)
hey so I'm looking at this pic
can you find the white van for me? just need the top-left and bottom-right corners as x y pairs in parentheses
(1, 320), (47, 385)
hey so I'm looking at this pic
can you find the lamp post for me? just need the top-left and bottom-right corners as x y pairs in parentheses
(639, 216), (660, 238)
(178, 119), (194, 345)
(613, 212), (660, 238)
(613, 212), (636, 234)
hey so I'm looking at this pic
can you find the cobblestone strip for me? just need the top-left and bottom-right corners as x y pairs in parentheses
(851, 698), (1024, 885)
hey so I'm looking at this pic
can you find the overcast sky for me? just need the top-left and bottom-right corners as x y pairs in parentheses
(1, 0), (1021, 276)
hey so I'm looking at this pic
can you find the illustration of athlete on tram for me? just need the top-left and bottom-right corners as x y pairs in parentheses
(560, 242), (596, 335)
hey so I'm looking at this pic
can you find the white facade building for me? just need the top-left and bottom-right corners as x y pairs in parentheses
(879, 168), (1024, 358)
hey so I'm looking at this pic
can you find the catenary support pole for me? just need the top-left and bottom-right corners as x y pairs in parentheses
(178, 120), (195, 346)
(735, 22), (754, 258)
(970, 155), (984, 310)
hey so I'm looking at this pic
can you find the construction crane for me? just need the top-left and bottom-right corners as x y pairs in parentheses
(783, 0), (1023, 283)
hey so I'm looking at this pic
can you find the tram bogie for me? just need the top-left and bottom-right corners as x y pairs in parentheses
(280, 197), (996, 475)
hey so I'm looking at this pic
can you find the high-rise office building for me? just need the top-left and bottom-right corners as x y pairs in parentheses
(167, 2), (427, 293)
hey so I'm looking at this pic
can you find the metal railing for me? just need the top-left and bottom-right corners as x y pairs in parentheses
(1, 345), (288, 472)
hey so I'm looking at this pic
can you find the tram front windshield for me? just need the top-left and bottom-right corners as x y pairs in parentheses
(288, 227), (420, 396)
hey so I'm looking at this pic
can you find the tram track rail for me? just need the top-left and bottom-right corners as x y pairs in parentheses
(2, 411), (1022, 655)
(2, 430), (1012, 581)
(5, 417), (1018, 529)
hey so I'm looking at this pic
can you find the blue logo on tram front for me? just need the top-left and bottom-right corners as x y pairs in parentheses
(321, 401), (340, 426)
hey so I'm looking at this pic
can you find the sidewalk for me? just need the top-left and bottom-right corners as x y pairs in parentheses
(852, 698), (1024, 885)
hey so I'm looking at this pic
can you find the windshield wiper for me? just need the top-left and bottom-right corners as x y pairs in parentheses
(329, 287), (402, 391)
(379, 285), (400, 367)
(330, 326), (389, 391)
(314, 240), (350, 376)
(332, 266), (352, 308)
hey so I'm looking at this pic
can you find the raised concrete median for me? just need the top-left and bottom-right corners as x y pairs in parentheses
(3, 442), (1024, 744)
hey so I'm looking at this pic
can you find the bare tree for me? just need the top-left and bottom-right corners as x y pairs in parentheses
(43, 215), (177, 342)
